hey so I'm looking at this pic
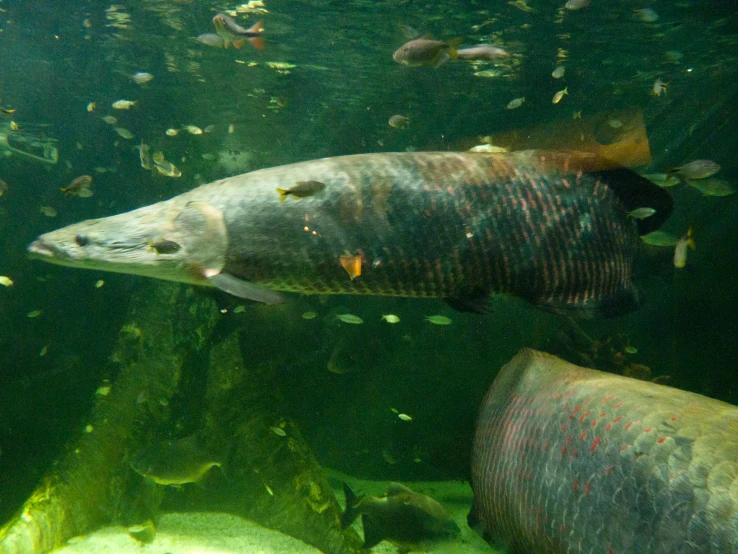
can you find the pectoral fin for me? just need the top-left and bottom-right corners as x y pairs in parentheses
(207, 272), (284, 305)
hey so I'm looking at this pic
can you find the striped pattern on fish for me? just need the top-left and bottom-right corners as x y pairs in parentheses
(27, 151), (671, 316)
(471, 349), (738, 553)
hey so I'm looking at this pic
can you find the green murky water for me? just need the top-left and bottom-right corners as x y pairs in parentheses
(1, 1), (737, 552)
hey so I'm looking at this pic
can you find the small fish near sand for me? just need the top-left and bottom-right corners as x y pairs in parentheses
(61, 175), (93, 198)
(393, 36), (462, 67)
(130, 435), (222, 485)
(341, 482), (460, 549)
(212, 14), (264, 50)
(276, 180), (325, 202)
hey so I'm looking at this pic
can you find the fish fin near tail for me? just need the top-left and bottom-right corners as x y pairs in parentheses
(538, 283), (641, 319)
(341, 482), (361, 529)
(248, 37), (265, 50)
(206, 272), (284, 305)
(593, 167), (673, 235)
(362, 516), (385, 549)
(444, 286), (490, 314)
(276, 188), (288, 202)
(233, 39), (245, 49)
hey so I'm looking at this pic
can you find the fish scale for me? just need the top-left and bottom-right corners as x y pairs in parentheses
(471, 349), (738, 554)
(28, 151), (671, 316)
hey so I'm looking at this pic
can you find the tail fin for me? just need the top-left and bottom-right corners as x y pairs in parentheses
(248, 37), (265, 50)
(276, 188), (288, 202)
(232, 39), (245, 49)
(340, 482), (360, 529)
(246, 21), (265, 50)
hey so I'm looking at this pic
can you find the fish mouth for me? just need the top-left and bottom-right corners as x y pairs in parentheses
(27, 238), (70, 262)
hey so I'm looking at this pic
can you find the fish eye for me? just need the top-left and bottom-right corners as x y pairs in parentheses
(75, 234), (89, 247)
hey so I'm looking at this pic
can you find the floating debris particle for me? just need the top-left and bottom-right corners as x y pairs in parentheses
(382, 314), (400, 323)
(40, 206), (58, 217)
(302, 311), (317, 320)
(398, 413), (413, 422)
(270, 426), (287, 437)
(27, 310), (42, 318)
(0, 276), (13, 287)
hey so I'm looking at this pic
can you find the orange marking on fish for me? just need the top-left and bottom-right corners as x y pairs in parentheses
(584, 482), (591, 494)
(591, 437), (601, 452)
(579, 432), (587, 441)
(643, 427), (653, 433)
(657, 437), (666, 444)
(339, 254), (362, 280)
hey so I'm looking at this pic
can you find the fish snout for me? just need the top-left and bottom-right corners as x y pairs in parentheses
(27, 238), (70, 261)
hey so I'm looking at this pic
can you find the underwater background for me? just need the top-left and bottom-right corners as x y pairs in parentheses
(1, 0), (738, 549)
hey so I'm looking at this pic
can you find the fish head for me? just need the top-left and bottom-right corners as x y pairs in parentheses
(27, 200), (228, 286)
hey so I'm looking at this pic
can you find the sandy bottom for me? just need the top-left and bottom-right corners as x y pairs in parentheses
(53, 512), (323, 554)
(52, 474), (502, 554)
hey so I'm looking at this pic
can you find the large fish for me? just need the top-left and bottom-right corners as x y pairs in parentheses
(27, 151), (671, 317)
(470, 349), (738, 553)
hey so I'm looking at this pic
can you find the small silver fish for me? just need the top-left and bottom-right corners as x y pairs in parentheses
(628, 207), (656, 220)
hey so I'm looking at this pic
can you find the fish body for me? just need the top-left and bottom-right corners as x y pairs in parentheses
(506, 97), (525, 109)
(212, 14), (264, 50)
(551, 65), (566, 79)
(457, 45), (510, 61)
(276, 180), (326, 202)
(61, 175), (93, 197)
(472, 348), (738, 553)
(628, 207), (656, 219)
(388, 115), (410, 129)
(552, 87), (568, 104)
(131, 435), (221, 485)
(393, 37), (461, 67)
(197, 33), (226, 48)
(669, 159), (720, 180)
(674, 225), (696, 268)
(131, 72), (153, 85)
(342, 482), (460, 549)
(112, 100), (136, 110)
(565, 0), (590, 10)
(27, 151), (672, 317)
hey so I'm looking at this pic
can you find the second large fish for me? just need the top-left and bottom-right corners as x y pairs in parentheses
(27, 150), (671, 317)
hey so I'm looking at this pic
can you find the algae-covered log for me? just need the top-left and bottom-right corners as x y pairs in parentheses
(0, 282), (208, 554)
(0, 282), (363, 554)
(164, 328), (366, 554)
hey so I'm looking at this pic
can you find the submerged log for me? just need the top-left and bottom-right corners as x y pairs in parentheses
(0, 283), (364, 554)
